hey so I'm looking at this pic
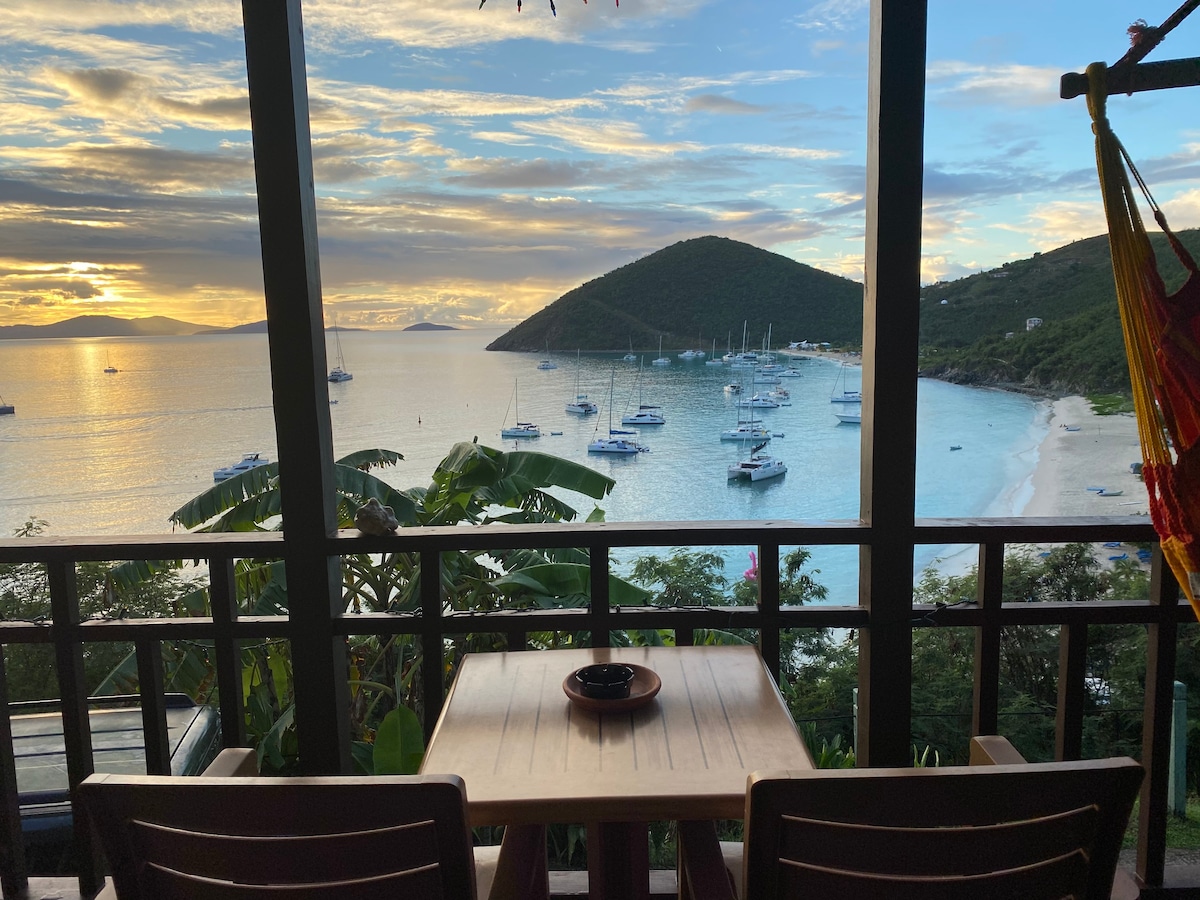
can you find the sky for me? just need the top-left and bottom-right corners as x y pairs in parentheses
(0, 0), (1197, 330)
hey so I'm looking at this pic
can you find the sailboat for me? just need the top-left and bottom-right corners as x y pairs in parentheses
(589, 369), (648, 454)
(720, 370), (770, 442)
(830, 363), (862, 403)
(103, 352), (118, 374)
(501, 380), (541, 438)
(537, 340), (557, 370)
(0, 394), (13, 415)
(565, 350), (598, 415)
(706, 338), (723, 366)
(621, 358), (665, 425)
(328, 319), (352, 382)
(623, 337), (637, 362)
(651, 335), (670, 367)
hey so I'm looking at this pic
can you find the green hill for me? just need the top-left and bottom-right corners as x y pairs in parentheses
(918, 228), (1200, 394)
(485, 235), (864, 353)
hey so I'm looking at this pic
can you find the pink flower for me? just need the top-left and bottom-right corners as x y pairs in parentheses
(743, 550), (758, 582)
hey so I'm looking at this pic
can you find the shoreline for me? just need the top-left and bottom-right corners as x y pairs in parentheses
(1020, 395), (1145, 518)
(780, 349), (1145, 519)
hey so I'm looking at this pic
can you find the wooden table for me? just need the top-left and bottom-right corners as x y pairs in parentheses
(420, 645), (813, 899)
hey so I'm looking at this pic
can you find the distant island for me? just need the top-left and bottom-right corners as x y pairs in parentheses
(404, 323), (457, 331)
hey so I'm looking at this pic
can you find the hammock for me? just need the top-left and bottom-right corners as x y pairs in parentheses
(1086, 62), (1200, 616)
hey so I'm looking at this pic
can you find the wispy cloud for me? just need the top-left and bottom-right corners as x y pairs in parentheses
(791, 0), (868, 32)
(927, 61), (1064, 108)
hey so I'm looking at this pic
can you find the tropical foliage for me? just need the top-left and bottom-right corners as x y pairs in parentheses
(98, 441), (648, 773)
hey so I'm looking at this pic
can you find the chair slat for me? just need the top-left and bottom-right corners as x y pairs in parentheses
(131, 817), (441, 883)
(776, 803), (1099, 876)
(776, 852), (1086, 900)
(145, 861), (444, 900)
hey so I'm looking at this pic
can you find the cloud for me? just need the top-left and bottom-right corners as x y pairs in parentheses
(791, 0), (869, 32)
(513, 117), (700, 157)
(684, 94), (768, 115)
(443, 157), (606, 189)
(927, 61), (1064, 108)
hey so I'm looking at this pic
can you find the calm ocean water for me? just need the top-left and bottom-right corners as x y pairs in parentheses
(0, 328), (1045, 603)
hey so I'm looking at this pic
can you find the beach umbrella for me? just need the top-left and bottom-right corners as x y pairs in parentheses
(1085, 58), (1200, 618)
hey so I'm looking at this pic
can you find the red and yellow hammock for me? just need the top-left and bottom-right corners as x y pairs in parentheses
(1087, 61), (1200, 615)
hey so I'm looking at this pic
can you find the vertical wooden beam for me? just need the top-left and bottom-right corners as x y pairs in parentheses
(1054, 623), (1087, 761)
(420, 549), (444, 743)
(856, 0), (927, 767)
(1137, 548), (1178, 888)
(757, 542), (781, 682)
(210, 556), (246, 747)
(972, 541), (1004, 736)
(0, 648), (28, 898)
(241, 0), (350, 773)
(135, 636), (171, 775)
(48, 562), (102, 896)
(590, 542), (611, 648)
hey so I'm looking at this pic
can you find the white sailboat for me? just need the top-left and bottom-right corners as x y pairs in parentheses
(830, 363), (862, 403)
(589, 369), (648, 454)
(537, 340), (557, 370)
(623, 337), (637, 362)
(621, 358), (665, 426)
(651, 335), (670, 367)
(706, 338), (723, 366)
(103, 352), (118, 374)
(720, 371), (771, 441)
(501, 380), (541, 438)
(328, 319), (352, 382)
(565, 350), (598, 415)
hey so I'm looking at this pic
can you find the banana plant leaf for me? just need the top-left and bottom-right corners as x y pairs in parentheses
(491, 563), (651, 606)
(371, 705), (425, 775)
(336, 449), (403, 471)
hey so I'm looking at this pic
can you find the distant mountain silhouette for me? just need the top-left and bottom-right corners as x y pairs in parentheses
(0, 315), (210, 340)
(485, 235), (864, 353)
(404, 322), (457, 331)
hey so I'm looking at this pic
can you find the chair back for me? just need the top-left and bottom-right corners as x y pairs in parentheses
(743, 757), (1143, 900)
(80, 773), (477, 900)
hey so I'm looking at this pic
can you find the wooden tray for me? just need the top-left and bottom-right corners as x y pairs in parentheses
(562, 664), (661, 713)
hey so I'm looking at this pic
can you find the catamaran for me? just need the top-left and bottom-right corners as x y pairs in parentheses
(328, 319), (353, 382)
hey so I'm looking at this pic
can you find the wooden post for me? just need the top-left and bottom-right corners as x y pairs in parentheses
(241, 0), (350, 774)
(856, 0), (927, 767)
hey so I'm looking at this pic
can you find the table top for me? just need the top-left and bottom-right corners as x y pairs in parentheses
(420, 645), (813, 825)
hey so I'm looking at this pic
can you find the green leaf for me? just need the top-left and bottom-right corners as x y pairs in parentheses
(336, 449), (403, 471)
(372, 706), (425, 775)
(491, 563), (651, 606)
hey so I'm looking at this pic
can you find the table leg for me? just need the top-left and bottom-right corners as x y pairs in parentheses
(677, 821), (736, 900)
(488, 824), (549, 900)
(587, 822), (650, 900)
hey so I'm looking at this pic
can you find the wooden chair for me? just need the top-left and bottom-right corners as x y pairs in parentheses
(677, 736), (1143, 900)
(80, 749), (501, 900)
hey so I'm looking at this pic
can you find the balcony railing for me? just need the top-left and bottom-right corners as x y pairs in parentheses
(0, 513), (1188, 897)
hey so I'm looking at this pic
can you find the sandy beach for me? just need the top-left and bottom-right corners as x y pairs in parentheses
(1021, 396), (1146, 517)
(782, 349), (1147, 519)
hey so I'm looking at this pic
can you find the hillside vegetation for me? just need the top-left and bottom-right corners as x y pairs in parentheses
(485, 236), (863, 353)
(918, 228), (1200, 394)
(490, 227), (1200, 397)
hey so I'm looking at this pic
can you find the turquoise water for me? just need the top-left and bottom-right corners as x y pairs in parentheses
(0, 328), (1045, 602)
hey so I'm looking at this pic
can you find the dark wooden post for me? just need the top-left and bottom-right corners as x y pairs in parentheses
(241, 0), (350, 774)
(856, 0), (927, 767)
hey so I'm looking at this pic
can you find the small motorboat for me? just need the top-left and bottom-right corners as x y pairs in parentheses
(214, 453), (270, 482)
(950, 445), (962, 451)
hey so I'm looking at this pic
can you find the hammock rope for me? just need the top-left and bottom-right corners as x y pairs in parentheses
(1087, 61), (1200, 614)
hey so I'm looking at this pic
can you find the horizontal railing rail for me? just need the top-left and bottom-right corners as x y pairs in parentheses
(0, 514), (1187, 898)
